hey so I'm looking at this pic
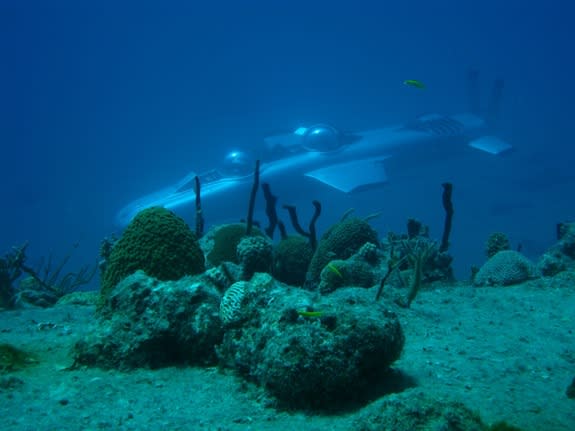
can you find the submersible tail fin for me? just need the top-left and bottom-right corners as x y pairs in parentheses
(466, 68), (504, 128)
(467, 67), (481, 116)
(486, 78), (505, 129)
(465, 69), (511, 155)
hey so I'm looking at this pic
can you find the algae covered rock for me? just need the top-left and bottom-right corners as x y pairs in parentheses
(354, 390), (485, 431)
(474, 250), (537, 286)
(100, 207), (205, 300)
(216, 281), (404, 409)
(56, 291), (99, 306)
(537, 221), (575, 276)
(75, 271), (222, 369)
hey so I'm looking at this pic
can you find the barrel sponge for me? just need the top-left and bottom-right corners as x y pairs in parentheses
(308, 217), (379, 281)
(101, 207), (205, 299)
(474, 250), (537, 286)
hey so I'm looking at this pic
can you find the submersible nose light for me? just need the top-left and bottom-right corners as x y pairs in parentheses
(222, 150), (253, 176)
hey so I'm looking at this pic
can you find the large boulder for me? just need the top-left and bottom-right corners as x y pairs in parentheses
(75, 271), (222, 369)
(354, 390), (486, 431)
(216, 274), (404, 409)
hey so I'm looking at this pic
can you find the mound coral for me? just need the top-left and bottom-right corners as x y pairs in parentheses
(308, 217), (379, 283)
(273, 235), (314, 286)
(100, 207), (205, 300)
(474, 250), (537, 286)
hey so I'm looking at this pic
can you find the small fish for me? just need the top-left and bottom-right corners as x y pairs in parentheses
(327, 262), (343, 279)
(297, 310), (324, 318)
(404, 79), (425, 89)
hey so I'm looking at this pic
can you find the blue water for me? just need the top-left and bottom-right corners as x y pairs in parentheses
(1, 1), (574, 284)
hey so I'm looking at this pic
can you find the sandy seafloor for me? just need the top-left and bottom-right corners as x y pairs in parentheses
(1, 272), (574, 431)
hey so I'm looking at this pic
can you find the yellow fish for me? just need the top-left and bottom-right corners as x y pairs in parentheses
(404, 79), (425, 89)
(327, 262), (343, 279)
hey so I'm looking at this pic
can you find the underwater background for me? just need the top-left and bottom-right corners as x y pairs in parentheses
(1, 0), (574, 283)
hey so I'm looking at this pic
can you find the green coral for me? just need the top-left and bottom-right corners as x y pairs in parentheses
(0, 343), (36, 373)
(308, 217), (379, 282)
(318, 256), (377, 294)
(273, 235), (314, 286)
(207, 223), (263, 266)
(100, 207), (205, 300)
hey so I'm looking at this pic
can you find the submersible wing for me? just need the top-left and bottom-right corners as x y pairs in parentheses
(115, 111), (511, 227)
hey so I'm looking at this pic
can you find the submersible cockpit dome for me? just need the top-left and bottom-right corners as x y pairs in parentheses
(301, 124), (343, 152)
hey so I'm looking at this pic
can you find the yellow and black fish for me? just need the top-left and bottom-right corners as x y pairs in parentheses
(404, 79), (425, 89)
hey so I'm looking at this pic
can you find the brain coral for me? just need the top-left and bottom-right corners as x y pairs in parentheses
(474, 250), (537, 286)
(100, 207), (205, 300)
(308, 217), (379, 282)
(219, 281), (249, 326)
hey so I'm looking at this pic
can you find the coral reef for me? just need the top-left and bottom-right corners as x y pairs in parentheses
(100, 207), (205, 301)
(474, 250), (537, 287)
(74, 268), (404, 409)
